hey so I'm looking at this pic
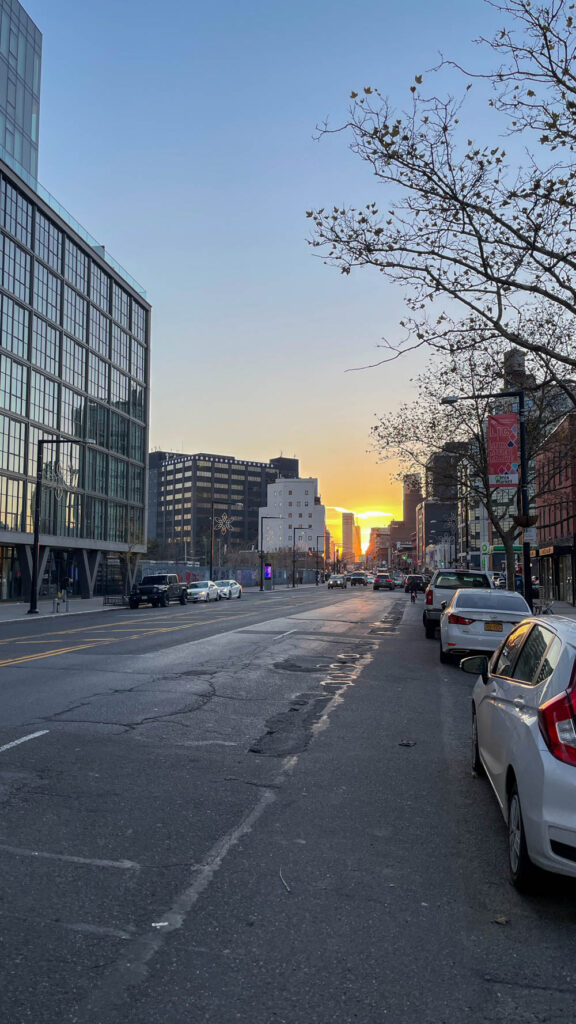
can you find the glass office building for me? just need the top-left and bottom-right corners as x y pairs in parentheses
(0, 0), (41, 179)
(0, 157), (151, 600)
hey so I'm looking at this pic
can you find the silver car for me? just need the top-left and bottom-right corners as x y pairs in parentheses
(186, 581), (220, 602)
(462, 616), (576, 890)
(214, 579), (242, 599)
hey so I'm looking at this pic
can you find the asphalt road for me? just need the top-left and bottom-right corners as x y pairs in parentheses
(1, 587), (576, 1023)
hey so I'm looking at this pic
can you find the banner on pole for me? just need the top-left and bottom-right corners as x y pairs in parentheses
(488, 413), (519, 488)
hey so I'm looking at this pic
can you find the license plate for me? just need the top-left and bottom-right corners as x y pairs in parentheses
(485, 622), (503, 632)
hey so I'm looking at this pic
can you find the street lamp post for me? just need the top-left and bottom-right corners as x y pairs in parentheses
(292, 525), (307, 588)
(259, 515), (283, 591)
(28, 437), (95, 615)
(441, 389), (534, 610)
(209, 500), (243, 581)
(316, 534), (325, 584)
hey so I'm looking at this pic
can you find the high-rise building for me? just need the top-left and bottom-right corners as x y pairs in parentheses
(0, 5), (150, 601)
(403, 473), (423, 532)
(353, 524), (362, 561)
(341, 512), (355, 562)
(0, 1), (41, 179)
(259, 478), (326, 554)
(148, 451), (299, 561)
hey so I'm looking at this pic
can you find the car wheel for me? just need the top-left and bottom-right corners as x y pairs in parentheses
(180, 593), (187, 605)
(508, 782), (538, 891)
(424, 618), (436, 639)
(237, 591), (241, 598)
(160, 593), (169, 607)
(471, 709), (484, 777)
(129, 598), (139, 609)
(439, 640), (451, 664)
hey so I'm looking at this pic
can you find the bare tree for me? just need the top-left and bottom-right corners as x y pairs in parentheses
(371, 342), (573, 585)
(308, 0), (576, 382)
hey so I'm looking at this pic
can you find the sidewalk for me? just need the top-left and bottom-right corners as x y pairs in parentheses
(0, 596), (122, 624)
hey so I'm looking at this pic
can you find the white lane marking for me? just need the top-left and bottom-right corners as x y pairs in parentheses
(0, 843), (139, 870)
(64, 922), (134, 940)
(0, 730), (49, 754)
(272, 628), (297, 640)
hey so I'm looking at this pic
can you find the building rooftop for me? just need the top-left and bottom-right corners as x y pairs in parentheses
(0, 144), (146, 297)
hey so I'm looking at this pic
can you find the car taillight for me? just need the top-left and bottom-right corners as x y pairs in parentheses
(425, 590), (433, 605)
(448, 613), (475, 625)
(538, 661), (576, 767)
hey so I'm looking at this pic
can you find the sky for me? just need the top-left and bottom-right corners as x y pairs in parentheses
(23, 0), (504, 549)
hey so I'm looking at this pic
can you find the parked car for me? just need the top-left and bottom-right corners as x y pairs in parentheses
(404, 574), (426, 593)
(129, 573), (188, 609)
(373, 573), (395, 591)
(327, 575), (347, 589)
(462, 616), (576, 889)
(186, 580), (220, 602)
(439, 589), (531, 663)
(423, 569), (494, 639)
(214, 579), (242, 599)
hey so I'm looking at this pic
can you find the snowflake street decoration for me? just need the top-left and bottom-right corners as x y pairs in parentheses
(214, 512), (232, 535)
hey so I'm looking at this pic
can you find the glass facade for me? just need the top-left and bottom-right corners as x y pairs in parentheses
(0, 0), (41, 179)
(0, 161), (151, 589)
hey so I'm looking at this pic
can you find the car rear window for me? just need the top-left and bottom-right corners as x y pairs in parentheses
(454, 593), (528, 611)
(435, 573), (491, 589)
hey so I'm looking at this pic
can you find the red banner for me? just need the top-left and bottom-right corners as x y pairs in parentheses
(488, 414), (519, 488)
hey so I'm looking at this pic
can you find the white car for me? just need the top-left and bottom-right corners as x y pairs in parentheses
(461, 616), (576, 889)
(186, 581), (220, 602)
(439, 589), (531, 663)
(214, 579), (242, 599)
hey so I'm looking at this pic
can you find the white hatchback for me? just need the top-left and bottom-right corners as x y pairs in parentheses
(439, 589), (531, 663)
(462, 616), (576, 889)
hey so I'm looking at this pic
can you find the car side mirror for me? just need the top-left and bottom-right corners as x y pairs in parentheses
(460, 655), (489, 684)
(440, 600), (447, 611)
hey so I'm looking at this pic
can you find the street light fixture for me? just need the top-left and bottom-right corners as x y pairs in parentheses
(292, 525), (308, 588)
(259, 515), (283, 591)
(441, 389), (534, 610)
(28, 436), (95, 615)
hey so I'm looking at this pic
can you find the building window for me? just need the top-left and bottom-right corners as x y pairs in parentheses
(112, 282), (130, 328)
(3, 180), (32, 247)
(63, 285), (86, 341)
(62, 335), (86, 391)
(90, 262), (110, 311)
(64, 239), (88, 294)
(0, 474), (23, 531)
(89, 305), (109, 357)
(110, 412), (129, 454)
(108, 456), (128, 500)
(32, 316), (59, 376)
(33, 261), (60, 323)
(0, 353), (27, 415)
(30, 370), (58, 428)
(1, 296), (29, 358)
(111, 367), (129, 411)
(87, 353), (109, 401)
(35, 212), (62, 271)
(131, 339), (145, 381)
(111, 323), (130, 371)
(0, 413), (25, 474)
(132, 302), (146, 341)
(131, 382), (145, 421)
(60, 387), (84, 438)
(85, 448), (108, 494)
(4, 237), (30, 302)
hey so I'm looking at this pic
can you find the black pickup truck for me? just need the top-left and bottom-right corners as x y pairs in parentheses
(129, 573), (188, 609)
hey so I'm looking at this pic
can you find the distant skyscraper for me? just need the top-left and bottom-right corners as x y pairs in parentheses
(353, 524), (363, 561)
(403, 473), (423, 532)
(0, 0), (42, 179)
(342, 512), (355, 562)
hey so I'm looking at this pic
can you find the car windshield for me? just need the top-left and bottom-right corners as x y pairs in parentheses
(216, 581), (231, 585)
(435, 572), (491, 589)
(189, 582), (207, 589)
(141, 575), (167, 585)
(454, 592), (529, 611)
